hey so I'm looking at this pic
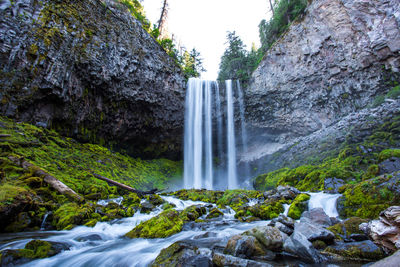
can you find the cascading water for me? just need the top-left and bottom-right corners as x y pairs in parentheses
(225, 80), (238, 189)
(236, 81), (250, 180)
(183, 78), (239, 190)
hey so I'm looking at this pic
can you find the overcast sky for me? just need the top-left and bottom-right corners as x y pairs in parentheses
(141, 0), (271, 80)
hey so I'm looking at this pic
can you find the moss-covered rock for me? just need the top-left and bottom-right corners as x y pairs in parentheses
(206, 208), (224, 219)
(327, 217), (368, 240)
(52, 202), (95, 230)
(287, 193), (310, 219)
(180, 205), (206, 222)
(323, 240), (385, 261)
(125, 209), (183, 239)
(248, 200), (284, 220)
(337, 175), (400, 219)
(170, 189), (224, 203)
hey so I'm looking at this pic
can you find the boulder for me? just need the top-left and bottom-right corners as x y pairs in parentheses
(206, 208), (224, 219)
(323, 240), (385, 261)
(263, 185), (300, 200)
(295, 221), (335, 244)
(370, 250), (400, 267)
(300, 208), (333, 228)
(125, 209), (183, 239)
(151, 241), (212, 267)
(243, 225), (288, 251)
(212, 252), (273, 267)
(327, 217), (368, 241)
(360, 206), (400, 252)
(379, 157), (400, 174)
(140, 201), (155, 214)
(283, 231), (324, 263)
(224, 235), (275, 261)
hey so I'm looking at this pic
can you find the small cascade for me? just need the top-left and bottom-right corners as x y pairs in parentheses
(40, 212), (51, 230)
(308, 192), (341, 217)
(236, 81), (250, 179)
(183, 78), (240, 190)
(225, 80), (238, 189)
(283, 204), (291, 217)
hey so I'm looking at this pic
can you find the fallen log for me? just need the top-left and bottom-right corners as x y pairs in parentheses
(8, 156), (84, 202)
(91, 172), (160, 196)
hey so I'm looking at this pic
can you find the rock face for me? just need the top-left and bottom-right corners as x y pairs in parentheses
(244, 0), (400, 165)
(360, 206), (400, 252)
(0, 0), (186, 159)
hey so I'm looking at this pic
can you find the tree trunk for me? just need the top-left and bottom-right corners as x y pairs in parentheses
(91, 173), (160, 196)
(8, 156), (84, 202)
(268, 0), (275, 16)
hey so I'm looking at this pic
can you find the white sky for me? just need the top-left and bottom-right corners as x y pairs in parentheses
(141, 0), (271, 80)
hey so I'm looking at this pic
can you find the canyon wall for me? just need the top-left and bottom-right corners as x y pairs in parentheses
(0, 0), (186, 159)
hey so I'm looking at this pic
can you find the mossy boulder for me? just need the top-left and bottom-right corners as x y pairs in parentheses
(0, 239), (70, 266)
(337, 175), (400, 219)
(145, 194), (164, 206)
(125, 209), (183, 238)
(327, 217), (368, 241)
(287, 193), (310, 219)
(170, 189), (224, 203)
(180, 205), (206, 222)
(206, 208), (224, 219)
(248, 200), (284, 220)
(323, 240), (385, 261)
(52, 202), (95, 230)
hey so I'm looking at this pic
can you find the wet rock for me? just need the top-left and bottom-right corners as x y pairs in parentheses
(74, 234), (103, 242)
(324, 178), (345, 193)
(212, 252), (273, 267)
(283, 231), (324, 263)
(243, 225), (288, 251)
(263, 185), (300, 200)
(224, 235), (275, 261)
(274, 221), (293, 236)
(125, 209), (183, 239)
(379, 157), (400, 175)
(323, 240), (385, 261)
(206, 208), (224, 219)
(0, 240), (70, 266)
(146, 195), (164, 206)
(140, 201), (155, 214)
(152, 241), (213, 267)
(327, 217), (368, 242)
(360, 206), (400, 252)
(295, 221), (335, 244)
(300, 208), (333, 228)
(181, 205), (207, 222)
(370, 250), (400, 267)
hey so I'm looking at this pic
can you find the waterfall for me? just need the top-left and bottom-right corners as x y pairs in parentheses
(236, 81), (250, 179)
(226, 80), (238, 189)
(204, 81), (213, 189)
(183, 78), (239, 190)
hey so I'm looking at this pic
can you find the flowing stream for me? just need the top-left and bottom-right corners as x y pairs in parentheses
(0, 192), (343, 266)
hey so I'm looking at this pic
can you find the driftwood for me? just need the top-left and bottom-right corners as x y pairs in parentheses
(91, 172), (160, 196)
(8, 156), (84, 202)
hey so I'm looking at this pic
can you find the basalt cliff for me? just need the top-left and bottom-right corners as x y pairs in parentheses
(0, 0), (186, 159)
(244, 0), (400, 173)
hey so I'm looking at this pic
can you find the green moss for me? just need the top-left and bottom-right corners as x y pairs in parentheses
(52, 202), (94, 230)
(378, 149), (400, 162)
(125, 209), (183, 239)
(338, 176), (399, 219)
(323, 242), (384, 260)
(248, 200), (284, 220)
(327, 217), (367, 240)
(24, 240), (52, 258)
(180, 205), (206, 222)
(253, 168), (289, 191)
(287, 193), (310, 219)
(206, 208), (224, 219)
(0, 116), (182, 199)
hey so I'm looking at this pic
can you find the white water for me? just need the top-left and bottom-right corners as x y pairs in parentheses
(183, 78), (239, 190)
(236, 81), (250, 180)
(97, 196), (124, 206)
(0, 196), (267, 267)
(308, 192), (341, 217)
(283, 204), (291, 217)
(204, 81), (213, 189)
(226, 80), (238, 189)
